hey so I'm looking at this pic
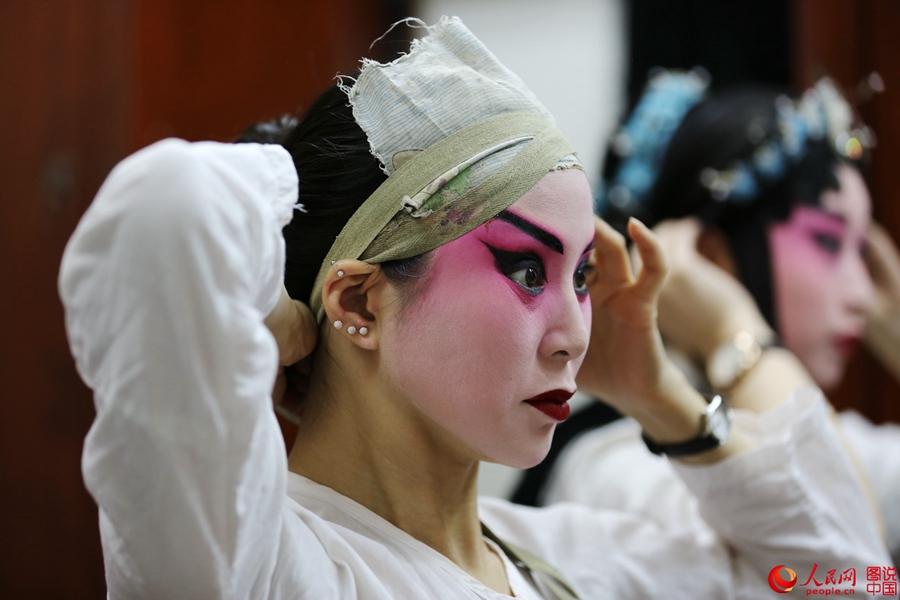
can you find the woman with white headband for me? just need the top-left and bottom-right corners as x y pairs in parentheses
(60, 18), (888, 598)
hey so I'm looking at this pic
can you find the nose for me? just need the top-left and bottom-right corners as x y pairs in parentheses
(539, 288), (590, 363)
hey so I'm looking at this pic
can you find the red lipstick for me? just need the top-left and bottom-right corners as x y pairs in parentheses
(834, 335), (860, 358)
(525, 389), (574, 421)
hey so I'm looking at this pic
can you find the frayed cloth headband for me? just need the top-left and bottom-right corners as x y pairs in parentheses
(308, 17), (578, 322)
(309, 110), (575, 322)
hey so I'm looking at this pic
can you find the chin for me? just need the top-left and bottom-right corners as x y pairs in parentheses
(809, 360), (845, 392)
(486, 433), (554, 470)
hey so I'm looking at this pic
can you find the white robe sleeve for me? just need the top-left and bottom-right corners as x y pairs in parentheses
(534, 388), (892, 597)
(838, 410), (900, 563)
(59, 139), (298, 598)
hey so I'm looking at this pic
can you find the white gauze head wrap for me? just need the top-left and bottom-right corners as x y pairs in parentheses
(309, 16), (582, 321)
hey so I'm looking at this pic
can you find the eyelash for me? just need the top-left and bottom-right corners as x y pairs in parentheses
(489, 247), (546, 295)
(485, 245), (592, 297)
(574, 262), (593, 296)
(811, 232), (842, 255)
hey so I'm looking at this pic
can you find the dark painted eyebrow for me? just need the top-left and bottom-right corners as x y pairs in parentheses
(815, 209), (848, 226)
(497, 210), (564, 254)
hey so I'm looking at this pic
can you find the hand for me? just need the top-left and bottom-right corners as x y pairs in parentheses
(865, 222), (900, 323)
(577, 217), (680, 413)
(863, 223), (900, 381)
(264, 284), (318, 410)
(651, 218), (773, 360)
(577, 216), (750, 454)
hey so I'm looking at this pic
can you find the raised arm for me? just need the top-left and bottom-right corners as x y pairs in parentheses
(59, 139), (301, 597)
(864, 222), (900, 382)
(574, 216), (890, 593)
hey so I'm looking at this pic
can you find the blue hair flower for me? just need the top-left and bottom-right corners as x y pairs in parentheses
(596, 69), (709, 213)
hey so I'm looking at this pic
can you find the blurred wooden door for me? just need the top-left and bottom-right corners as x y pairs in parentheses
(0, 1), (400, 596)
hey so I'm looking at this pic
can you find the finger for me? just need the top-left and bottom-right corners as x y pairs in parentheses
(866, 223), (900, 284)
(628, 238), (643, 278)
(628, 217), (669, 302)
(591, 216), (634, 289)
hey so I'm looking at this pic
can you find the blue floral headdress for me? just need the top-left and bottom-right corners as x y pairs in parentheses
(699, 78), (876, 203)
(597, 69), (709, 213)
(598, 71), (877, 213)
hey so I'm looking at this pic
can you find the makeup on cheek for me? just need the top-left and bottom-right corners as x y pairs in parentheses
(787, 207), (853, 255)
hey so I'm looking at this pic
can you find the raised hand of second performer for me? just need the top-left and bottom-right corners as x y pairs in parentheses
(864, 222), (900, 381)
(651, 218), (773, 360)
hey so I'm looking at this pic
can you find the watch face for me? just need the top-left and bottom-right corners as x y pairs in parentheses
(708, 409), (730, 442)
(708, 332), (763, 390)
(708, 345), (742, 389)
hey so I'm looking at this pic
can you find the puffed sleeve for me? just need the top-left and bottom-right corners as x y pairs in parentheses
(670, 388), (888, 581)
(835, 411), (900, 564)
(59, 138), (298, 598)
(528, 387), (893, 597)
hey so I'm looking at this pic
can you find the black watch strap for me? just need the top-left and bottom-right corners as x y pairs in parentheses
(641, 430), (722, 457)
(641, 394), (730, 457)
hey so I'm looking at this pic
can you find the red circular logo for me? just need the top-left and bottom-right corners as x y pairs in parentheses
(768, 565), (798, 593)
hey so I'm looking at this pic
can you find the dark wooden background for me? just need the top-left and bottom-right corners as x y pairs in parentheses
(0, 2), (400, 596)
(0, 1), (897, 596)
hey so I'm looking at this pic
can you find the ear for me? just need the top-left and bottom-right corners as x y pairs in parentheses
(321, 259), (388, 350)
(696, 226), (738, 277)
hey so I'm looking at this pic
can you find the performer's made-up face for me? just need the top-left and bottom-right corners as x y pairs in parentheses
(378, 169), (595, 468)
(769, 164), (875, 390)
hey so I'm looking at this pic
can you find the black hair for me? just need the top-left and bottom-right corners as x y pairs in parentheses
(236, 84), (429, 309)
(602, 86), (857, 330)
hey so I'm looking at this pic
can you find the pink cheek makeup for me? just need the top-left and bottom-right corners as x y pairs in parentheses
(780, 207), (853, 266)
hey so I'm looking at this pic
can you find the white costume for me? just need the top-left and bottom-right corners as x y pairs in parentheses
(60, 139), (890, 598)
(543, 405), (900, 570)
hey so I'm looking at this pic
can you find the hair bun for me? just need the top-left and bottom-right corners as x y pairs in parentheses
(236, 114), (299, 145)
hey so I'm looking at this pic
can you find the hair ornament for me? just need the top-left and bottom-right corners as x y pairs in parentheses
(701, 77), (877, 202)
(597, 68), (709, 213)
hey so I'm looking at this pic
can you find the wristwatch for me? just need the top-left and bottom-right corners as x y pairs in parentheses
(642, 394), (730, 457)
(706, 330), (777, 391)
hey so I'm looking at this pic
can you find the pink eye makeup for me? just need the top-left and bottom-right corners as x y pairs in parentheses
(789, 207), (854, 259)
(480, 210), (595, 300)
(485, 245), (547, 295)
(810, 231), (842, 255)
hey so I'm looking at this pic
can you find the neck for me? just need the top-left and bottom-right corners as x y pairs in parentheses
(287, 348), (490, 571)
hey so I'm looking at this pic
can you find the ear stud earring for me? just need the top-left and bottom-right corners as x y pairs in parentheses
(336, 270), (345, 278)
(333, 320), (343, 329)
(358, 327), (369, 336)
(347, 326), (357, 335)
